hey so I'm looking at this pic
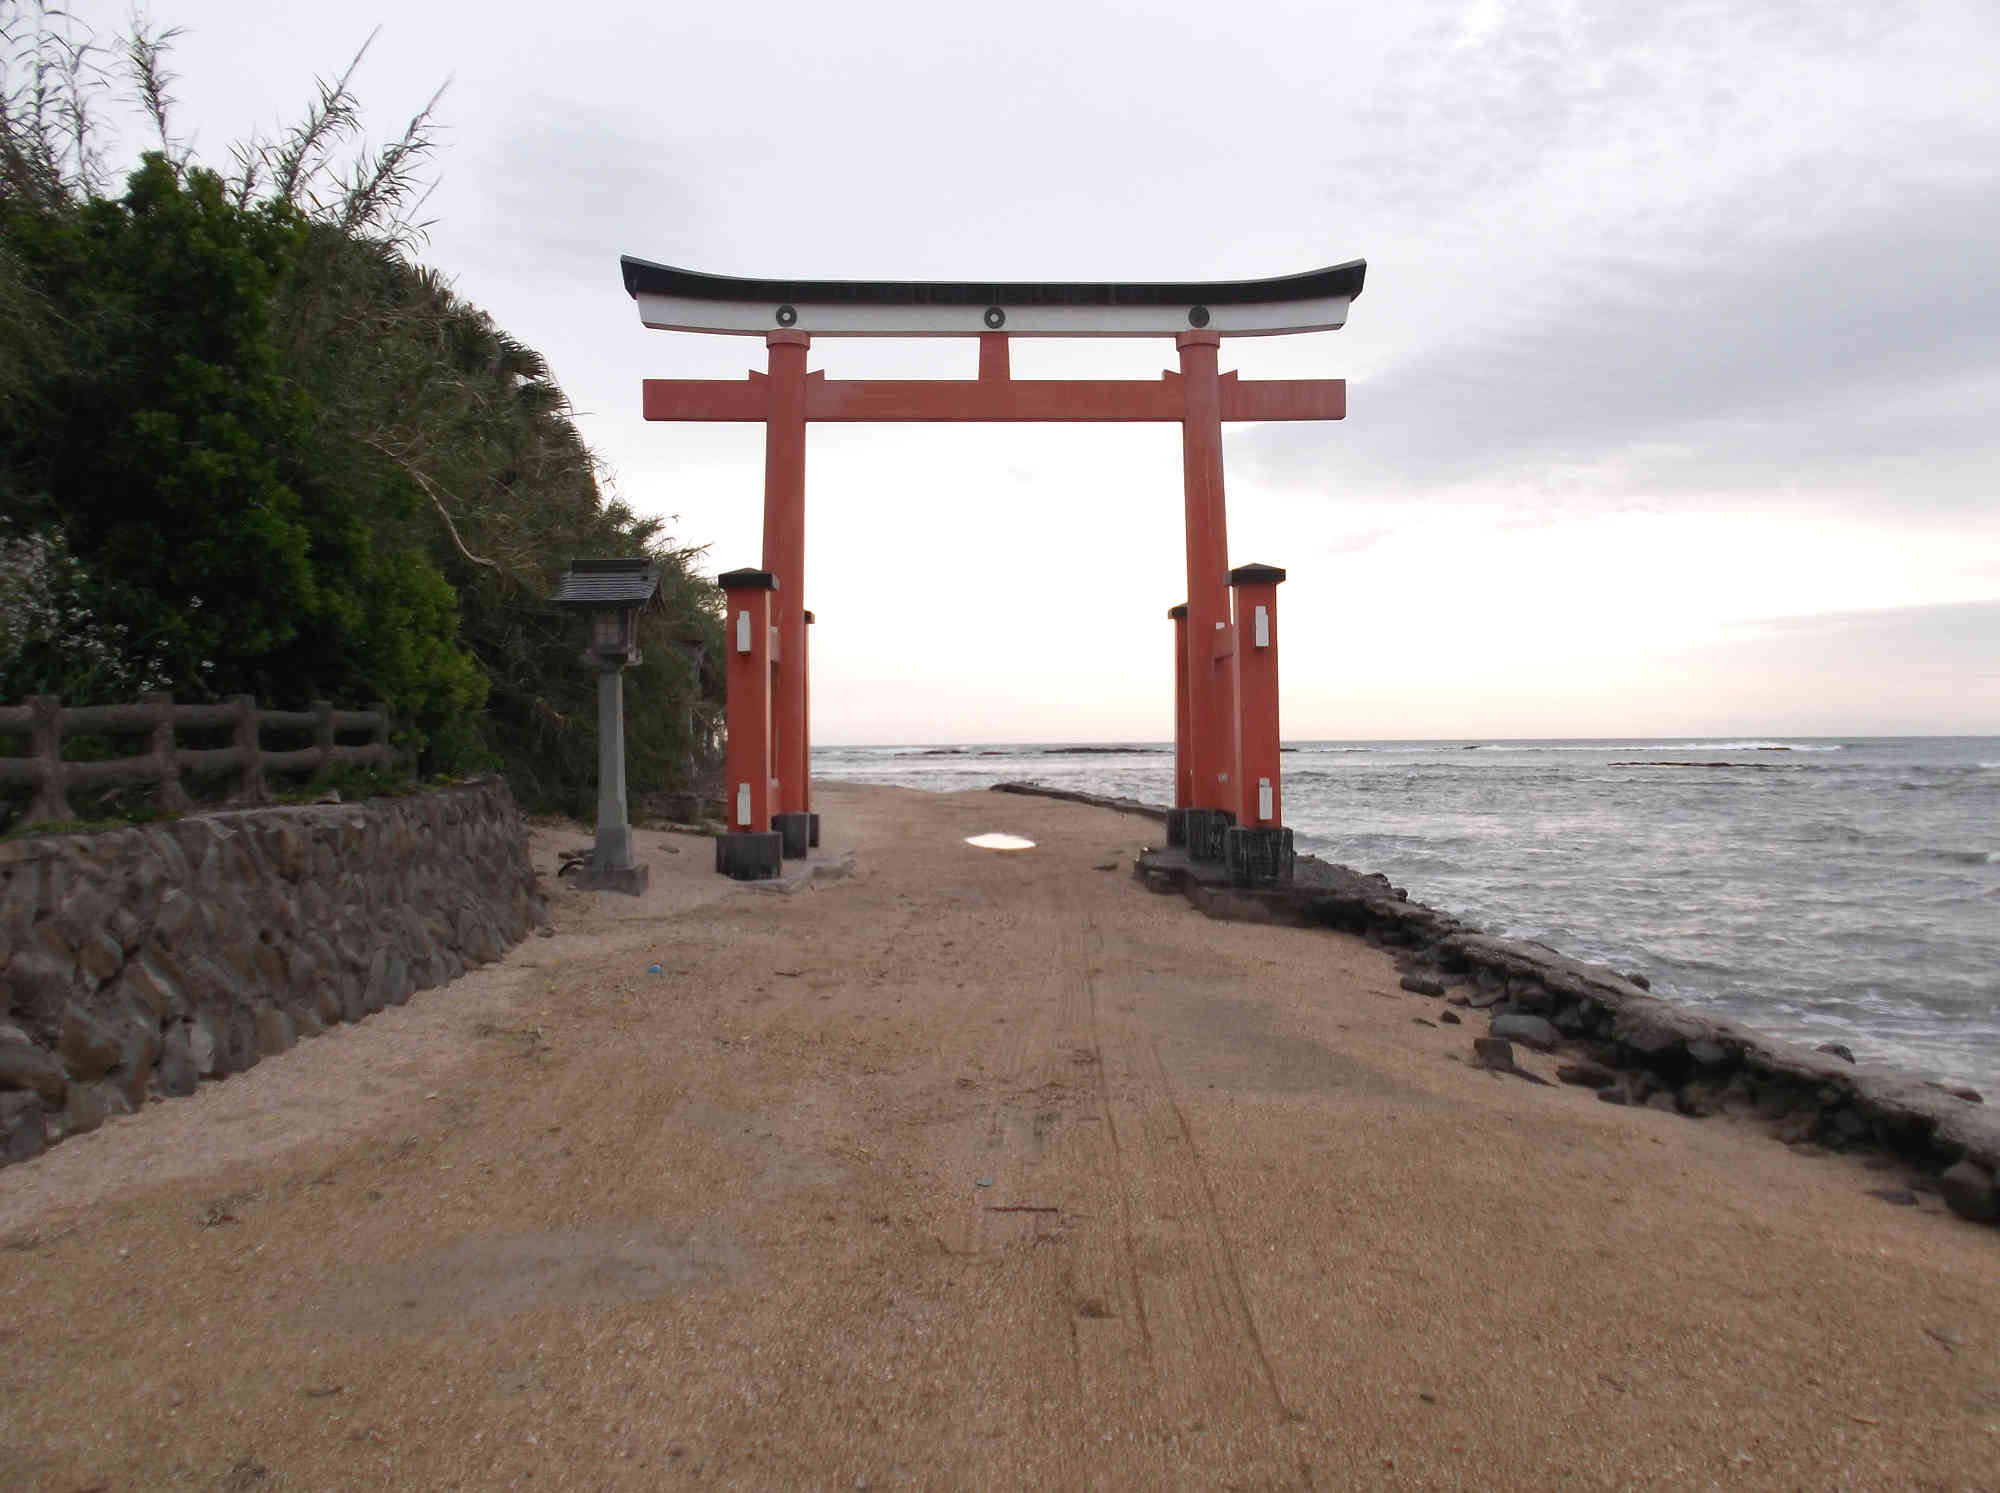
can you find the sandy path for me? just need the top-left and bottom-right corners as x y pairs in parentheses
(1, 782), (1995, 1491)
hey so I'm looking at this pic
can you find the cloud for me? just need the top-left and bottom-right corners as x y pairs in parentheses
(1247, 168), (2000, 506)
(1232, 1), (2000, 518)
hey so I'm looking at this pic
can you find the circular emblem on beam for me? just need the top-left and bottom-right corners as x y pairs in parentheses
(775, 303), (798, 327)
(1188, 305), (1211, 328)
(983, 306), (1006, 329)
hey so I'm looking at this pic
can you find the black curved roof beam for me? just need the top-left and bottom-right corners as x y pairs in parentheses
(621, 257), (1366, 338)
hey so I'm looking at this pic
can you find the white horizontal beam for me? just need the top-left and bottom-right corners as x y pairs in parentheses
(632, 292), (1351, 339)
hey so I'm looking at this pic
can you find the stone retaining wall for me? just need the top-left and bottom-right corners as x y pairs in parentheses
(0, 779), (546, 1167)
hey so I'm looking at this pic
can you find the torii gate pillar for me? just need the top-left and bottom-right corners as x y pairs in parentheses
(715, 567), (783, 880)
(1176, 331), (1235, 821)
(1168, 603), (1192, 832)
(763, 332), (812, 832)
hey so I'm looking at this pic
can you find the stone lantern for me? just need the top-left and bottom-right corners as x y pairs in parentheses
(551, 558), (661, 894)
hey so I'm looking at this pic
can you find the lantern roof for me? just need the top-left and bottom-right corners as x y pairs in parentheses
(551, 557), (662, 609)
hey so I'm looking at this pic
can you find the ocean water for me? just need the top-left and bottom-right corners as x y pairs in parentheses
(814, 737), (2000, 1094)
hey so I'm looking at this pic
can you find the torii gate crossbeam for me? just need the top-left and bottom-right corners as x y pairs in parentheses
(623, 258), (1365, 882)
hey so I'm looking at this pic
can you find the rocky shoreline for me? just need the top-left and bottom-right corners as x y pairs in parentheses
(992, 781), (2000, 1228)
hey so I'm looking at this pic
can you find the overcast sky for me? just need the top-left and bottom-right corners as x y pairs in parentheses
(63, 0), (2000, 741)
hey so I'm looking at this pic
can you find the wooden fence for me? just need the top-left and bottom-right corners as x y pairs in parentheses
(0, 694), (393, 827)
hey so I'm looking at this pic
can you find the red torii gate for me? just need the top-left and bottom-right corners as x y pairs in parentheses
(621, 258), (1365, 881)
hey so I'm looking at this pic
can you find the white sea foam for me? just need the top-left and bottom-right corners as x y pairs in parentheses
(1453, 740), (1843, 753)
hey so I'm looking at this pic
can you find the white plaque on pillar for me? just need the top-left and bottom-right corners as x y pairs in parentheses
(1259, 777), (1273, 820)
(1254, 605), (1270, 648)
(736, 782), (751, 826)
(735, 610), (751, 653)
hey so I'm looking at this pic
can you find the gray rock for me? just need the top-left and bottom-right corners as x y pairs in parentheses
(1400, 975), (1446, 998)
(1863, 1188), (1918, 1207)
(1753, 1085), (1799, 1120)
(1, 1090), (46, 1163)
(1678, 1077), (1730, 1118)
(185, 954), (250, 1014)
(1774, 1110), (1821, 1146)
(155, 1030), (198, 1097)
(1506, 980), (1554, 1015)
(1473, 1036), (1515, 1070)
(1938, 1160), (1998, 1222)
(119, 955), (187, 1022)
(1815, 1042), (1856, 1064)
(1618, 1014), (1689, 1066)
(186, 1016), (220, 1077)
(334, 974), (366, 1025)
(63, 1080), (107, 1136)
(218, 1007), (258, 1076)
(1686, 1038), (1734, 1070)
(363, 949), (391, 1014)
(1923, 1080), (1983, 1105)
(77, 928), (124, 983)
(1558, 1059), (1617, 1089)
(0, 1036), (67, 1103)
(58, 1004), (123, 1081)
(54, 884), (110, 952)
(153, 888), (197, 946)
(1439, 1010), (1461, 1025)
(254, 1004), (294, 1057)
(1626, 971), (1651, 991)
(1491, 1013), (1560, 1052)
(111, 1022), (161, 1109)
(108, 905), (145, 954)
(5, 949), (77, 1026)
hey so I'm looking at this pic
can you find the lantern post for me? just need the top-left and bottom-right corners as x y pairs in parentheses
(551, 558), (661, 895)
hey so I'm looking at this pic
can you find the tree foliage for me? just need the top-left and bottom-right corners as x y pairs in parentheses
(0, 5), (721, 814)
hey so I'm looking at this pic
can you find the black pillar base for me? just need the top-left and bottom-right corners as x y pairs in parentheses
(1165, 809), (1189, 848)
(808, 812), (821, 849)
(773, 812), (812, 859)
(1224, 825), (1295, 886)
(715, 830), (783, 880)
(1184, 807), (1236, 862)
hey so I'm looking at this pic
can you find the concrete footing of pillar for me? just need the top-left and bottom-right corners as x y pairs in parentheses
(1165, 810), (1189, 848)
(573, 862), (650, 895)
(773, 812), (812, 859)
(716, 831), (784, 880)
(1184, 808), (1236, 862)
(1224, 825), (1295, 887)
(808, 813), (820, 849)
